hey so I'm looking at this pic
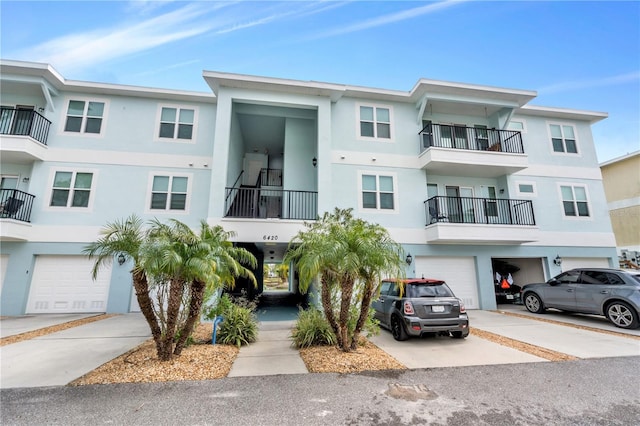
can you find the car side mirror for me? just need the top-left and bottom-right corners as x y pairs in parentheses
(548, 278), (559, 286)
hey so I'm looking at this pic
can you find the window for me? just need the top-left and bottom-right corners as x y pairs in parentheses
(159, 107), (195, 140)
(581, 271), (624, 285)
(50, 171), (93, 207)
(64, 100), (105, 134)
(507, 120), (527, 133)
(560, 185), (590, 217)
(554, 270), (581, 284)
(516, 181), (537, 197)
(486, 186), (498, 217)
(359, 105), (391, 139)
(361, 174), (395, 210)
(549, 124), (578, 153)
(150, 175), (188, 211)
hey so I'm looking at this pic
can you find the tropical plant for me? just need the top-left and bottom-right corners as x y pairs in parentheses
(216, 296), (259, 347)
(284, 208), (405, 352)
(84, 215), (257, 361)
(291, 308), (337, 348)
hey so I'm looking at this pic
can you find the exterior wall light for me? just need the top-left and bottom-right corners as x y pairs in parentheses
(405, 253), (413, 266)
(554, 255), (562, 266)
(117, 253), (126, 265)
(312, 157), (317, 167)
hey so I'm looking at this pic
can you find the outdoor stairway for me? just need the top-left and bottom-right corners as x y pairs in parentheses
(226, 320), (308, 377)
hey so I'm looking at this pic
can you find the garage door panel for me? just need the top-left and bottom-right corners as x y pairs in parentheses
(561, 257), (609, 272)
(27, 256), (112, 314)
(415, 256), (479, 309)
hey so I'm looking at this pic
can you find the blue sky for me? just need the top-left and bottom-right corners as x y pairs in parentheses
(2, 1), (638, 162)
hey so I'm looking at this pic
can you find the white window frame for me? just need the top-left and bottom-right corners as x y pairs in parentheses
(59, 97), (109, 138)
(547, 122), (580, 155)
(516, 181), (538, 197)
(356, 103), (394, 142)
(154, 104), (198, 143)
(45, 168), (98, 211)
(357, 171), (399, 214)
(557, 183), (592, 220)
(507, 119), (527, 134)
(145, 172), (193, 214)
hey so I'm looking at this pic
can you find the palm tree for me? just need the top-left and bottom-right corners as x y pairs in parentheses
(173, 221), (257, 355)
(84, 215), (164, 355)
(85, 216), (257, 361)
(285, 208), (404, 352)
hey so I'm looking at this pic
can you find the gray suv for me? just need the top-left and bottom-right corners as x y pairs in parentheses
(521, 268), (640, 329)
(372, 278), (469, 341)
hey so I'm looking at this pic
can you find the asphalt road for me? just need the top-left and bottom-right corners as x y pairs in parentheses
(2, 357), (639, 425)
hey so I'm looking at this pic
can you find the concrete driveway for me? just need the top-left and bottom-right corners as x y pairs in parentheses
(1, 314), (150, 389)
(1, 307), (638, 389)
(371, 308), (640, 369)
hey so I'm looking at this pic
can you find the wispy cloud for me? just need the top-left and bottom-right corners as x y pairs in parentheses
(8, 1), (339, 74)
(538, 72), (640, 94)
(307, 0), (466, 40)
(130, 59), (201, 78)
(13, 3), (214, 73)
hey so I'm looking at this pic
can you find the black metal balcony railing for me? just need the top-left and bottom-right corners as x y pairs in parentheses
(419, 123), (523, 154)
(0, 107), (51, 146)
(225, 187), (317, 220)
(424, 196), (535, 226)
(0, 189), (35, 223)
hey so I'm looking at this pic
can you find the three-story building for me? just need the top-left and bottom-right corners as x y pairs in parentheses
(0, 60), (617, 315)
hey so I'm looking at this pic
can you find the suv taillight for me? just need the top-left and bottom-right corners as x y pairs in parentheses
(403, 301), (415, 315)
(459, 300), (466, 313)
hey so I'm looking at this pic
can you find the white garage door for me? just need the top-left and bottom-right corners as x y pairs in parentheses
(1, 254), (8, 295)
(414, 256), (479, 309)
(561, 257), (610, 272)
(26, 255), (112, 313)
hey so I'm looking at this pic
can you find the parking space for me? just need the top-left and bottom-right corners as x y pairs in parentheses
(470, 310), (640, 359)
(497, 304), (640, 337)
(369, 330), (546, 369)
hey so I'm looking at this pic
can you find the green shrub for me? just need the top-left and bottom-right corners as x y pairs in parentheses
(202, 292), (233, 321)
(291, 308), (337, 348)
(216, 302), (258, 347)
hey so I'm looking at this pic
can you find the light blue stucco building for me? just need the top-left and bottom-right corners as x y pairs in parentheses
(0, 60), (617, 315)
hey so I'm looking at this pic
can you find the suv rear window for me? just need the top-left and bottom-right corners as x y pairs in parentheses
(408, 282), (453, 298)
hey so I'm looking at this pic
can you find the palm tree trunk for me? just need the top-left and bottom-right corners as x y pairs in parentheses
(338, 275), (355, 352)
(173, 279), (206, 355)
(320, 274), (341, 348)
(351, 279), (375, 350)
(132, 270), (163, 357)
(158, 278), (184, 361)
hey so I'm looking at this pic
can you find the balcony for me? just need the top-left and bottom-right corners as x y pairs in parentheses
(0, 189), (35, 241)
(424, 196), (539, 244)
(418, 123), (527, 178)
(224, 187), (317, 220)
(0, 107), (51, 163)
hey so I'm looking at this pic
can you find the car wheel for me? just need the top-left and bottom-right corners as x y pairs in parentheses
(605, 301), (640, 329)
(391, 315), (408, 341)
(524, 293), (545, 314)
(451, 331), (467, 339)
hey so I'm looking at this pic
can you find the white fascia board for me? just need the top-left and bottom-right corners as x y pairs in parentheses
(203, 70), (347, 100)
(519, 105), (608, 123)
(600, 150), (640, 167)
(409, 78), (537, 106)
(64, 80), (216, 103)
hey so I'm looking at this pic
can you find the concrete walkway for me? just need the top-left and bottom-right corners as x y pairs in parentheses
(227, 320), (308, 377)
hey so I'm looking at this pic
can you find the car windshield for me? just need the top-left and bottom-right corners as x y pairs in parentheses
(408, 282), (453, 298)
